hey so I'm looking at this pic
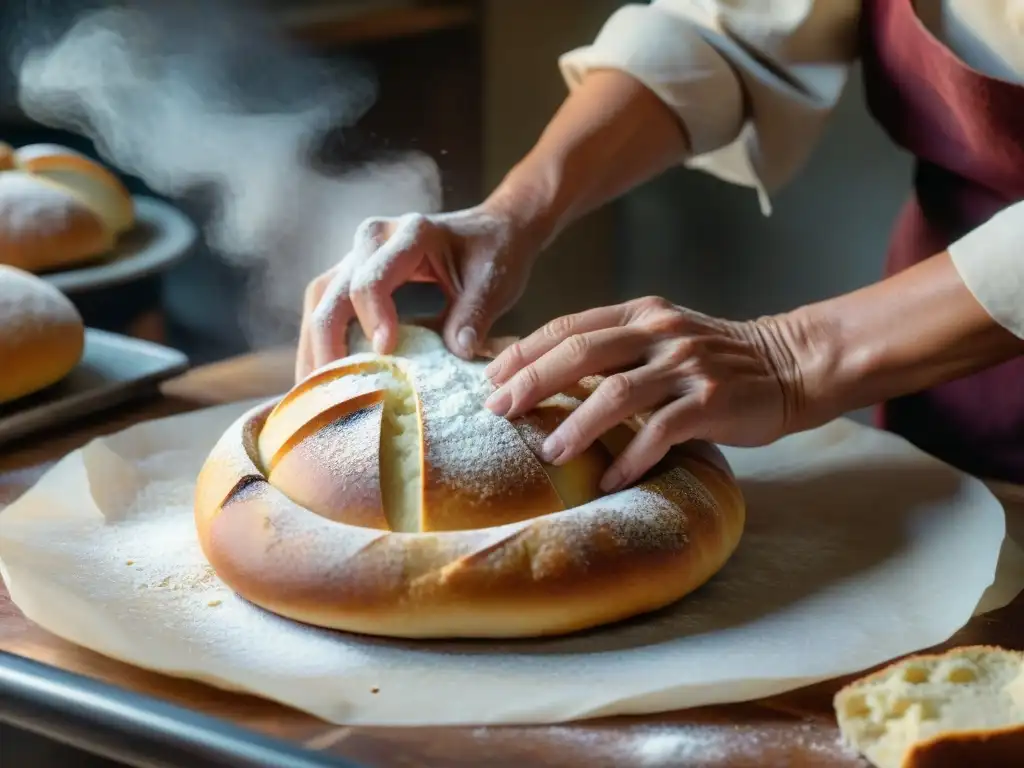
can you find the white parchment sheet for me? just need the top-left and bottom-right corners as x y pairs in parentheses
(0, 402), (1021, 726)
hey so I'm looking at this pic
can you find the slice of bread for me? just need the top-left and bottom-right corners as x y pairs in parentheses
(834, 645), (1024, 768)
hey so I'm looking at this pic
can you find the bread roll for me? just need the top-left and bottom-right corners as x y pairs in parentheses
(0, 143), (135, 273)
(0, 265), (85, 404)
(194, 326), (746, 639)
(835, 645), (1024, 768)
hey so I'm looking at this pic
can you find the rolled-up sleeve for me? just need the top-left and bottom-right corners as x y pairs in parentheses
(948, 202), (1024, 339)
(558, 0), (861, 214)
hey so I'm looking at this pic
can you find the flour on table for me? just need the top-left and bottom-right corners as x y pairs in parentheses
(468, 721), (857, 767)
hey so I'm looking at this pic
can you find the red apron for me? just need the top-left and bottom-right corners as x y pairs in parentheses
(861, 0), (1024, 483)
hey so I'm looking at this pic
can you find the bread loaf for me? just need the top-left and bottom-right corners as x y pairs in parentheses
(835, 645), (1024, 768)
(0, 265), (85, 404)
(194, 326), (746, 639)
(0, 142), (134, 273)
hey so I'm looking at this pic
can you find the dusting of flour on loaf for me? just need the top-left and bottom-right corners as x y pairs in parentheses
(536, 468), (718, 553)
(0, 263), (76, 332)
(376, 326), (556, 512)
(345, 325), (716, 542)
(0, 172), (81, 230)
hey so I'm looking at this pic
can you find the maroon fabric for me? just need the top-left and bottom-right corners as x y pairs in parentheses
(860, 0), (1024, 483)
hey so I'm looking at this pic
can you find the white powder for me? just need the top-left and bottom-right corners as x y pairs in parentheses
(0, 261), (79, 332)
(466, 721), (857, 767)
(0, 171), (88, 241)
(406, 334), (554, 516)
(345, 213), (429, 292)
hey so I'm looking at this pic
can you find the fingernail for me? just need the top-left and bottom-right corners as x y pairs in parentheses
(456, 327), (477, 357)
(600, 468), (624, 494)
(541, 434), (564, 464)
(484, 388), (511, 417)
(483, 360), (500, 379)
(372, 328), (387, 354)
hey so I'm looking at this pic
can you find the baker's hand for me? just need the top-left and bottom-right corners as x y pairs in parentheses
(296, 204), (539, 381)
(483, 297), (811, 492)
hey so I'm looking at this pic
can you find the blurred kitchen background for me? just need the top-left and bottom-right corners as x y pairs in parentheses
(0, 0), (914, 365)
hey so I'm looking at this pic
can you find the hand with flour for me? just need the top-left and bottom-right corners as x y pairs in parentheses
(297, 69), (695, 380)
(296, 202), (541, 380)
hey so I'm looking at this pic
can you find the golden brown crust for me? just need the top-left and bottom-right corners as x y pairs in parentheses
(0, 265), (85, 404)
(903, 728), (1024, 768)
(0, 172), (113, 272)
(0, 143), (134, 273)
(193, 330), (747, 639)
(14, 143), (134, 230)
(257, 360), (392, 466)
(268, 394), (389, 530)
(417, 393), (568, 532)
(197, 417), (743, 638)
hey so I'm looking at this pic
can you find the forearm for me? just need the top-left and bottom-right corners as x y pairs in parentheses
(785, 252), (1024, 426)
(485, 69), (690, 248)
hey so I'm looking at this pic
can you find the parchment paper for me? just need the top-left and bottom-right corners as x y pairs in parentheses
(0, 402), (1021, 726)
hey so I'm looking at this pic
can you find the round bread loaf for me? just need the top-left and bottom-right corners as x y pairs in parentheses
(0, 265), (85, 404)
(0, 142), (134, 273)
(194, 326), (746, 639)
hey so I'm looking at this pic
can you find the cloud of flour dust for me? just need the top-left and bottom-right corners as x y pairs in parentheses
(13, 0), (442, 346)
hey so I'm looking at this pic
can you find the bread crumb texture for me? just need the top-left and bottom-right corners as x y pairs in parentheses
(835, 645), (1024, 768)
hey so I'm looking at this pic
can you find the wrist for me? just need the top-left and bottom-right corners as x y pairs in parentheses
(483, 154), (572, 253)
(749, 306), (851, 433)
(765, 252), (1024, 430)
(481, 69), (689, 259)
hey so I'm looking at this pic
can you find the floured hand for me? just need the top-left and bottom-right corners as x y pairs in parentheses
(296, 203), (540, 382)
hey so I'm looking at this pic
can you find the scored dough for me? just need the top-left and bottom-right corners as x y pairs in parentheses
(194, 326), (746, 639)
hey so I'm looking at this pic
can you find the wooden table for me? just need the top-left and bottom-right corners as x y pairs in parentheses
(1, 348), (1021, 768)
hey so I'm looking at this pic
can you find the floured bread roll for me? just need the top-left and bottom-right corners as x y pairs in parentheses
(835, 645), (1024, 768)
(0, 265), (85, 404)
(194, 326), (746, 639)
(0, 142), (135, 273)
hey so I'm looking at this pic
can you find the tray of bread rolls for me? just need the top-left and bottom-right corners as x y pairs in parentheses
(0, 140), (195, 444)
(0, 140), (196, 294)
(0, 265), (189, 447)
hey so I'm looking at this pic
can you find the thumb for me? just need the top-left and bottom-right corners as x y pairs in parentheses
(442, 267), (506, 359)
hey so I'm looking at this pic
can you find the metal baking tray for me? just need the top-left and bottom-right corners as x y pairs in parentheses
(0, 329), (190, 448)
(0, 652), (357, 768)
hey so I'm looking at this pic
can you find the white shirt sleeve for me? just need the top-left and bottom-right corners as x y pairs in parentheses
(558, 0), (861, 214)
(948, 203), (1024, 339)
(561, 1), (1024, 339)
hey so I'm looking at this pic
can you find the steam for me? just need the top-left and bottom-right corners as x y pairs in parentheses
(14, 0), (441, 346)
